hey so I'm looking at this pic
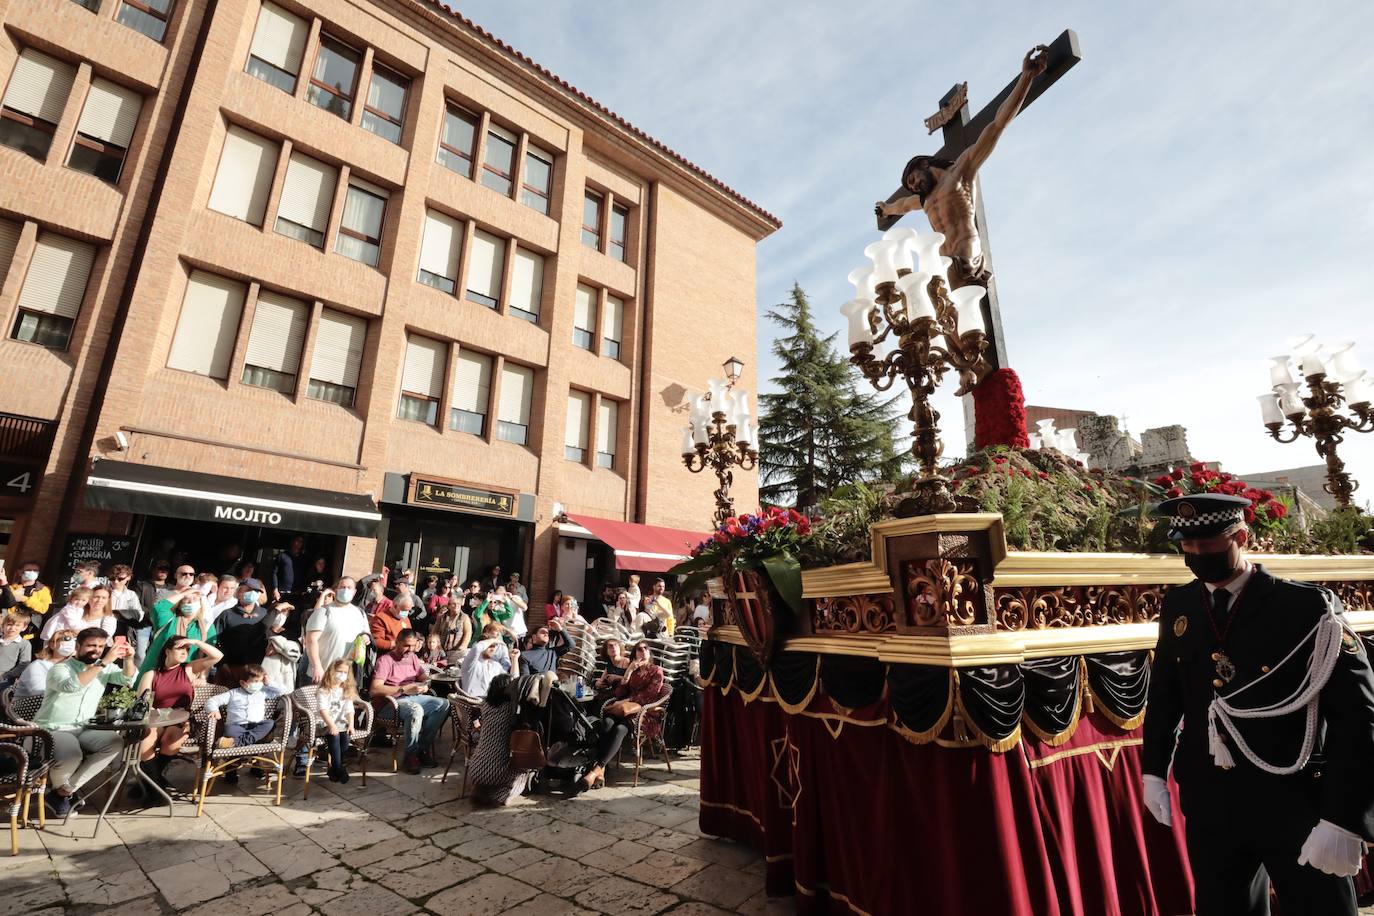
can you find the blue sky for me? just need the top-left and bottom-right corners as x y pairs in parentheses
(456, 0), (1374, 502)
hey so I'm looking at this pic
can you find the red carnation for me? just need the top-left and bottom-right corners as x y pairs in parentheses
(1165, 486), (1184, 498)
(1038, 471), (1049, 480)
(992, 456), (1008, 464)
(713, 531), (729, 544)
(787, 508), (803, 523)
(1272, 502), (1288, 518)
(797, 518), (812, 535)
(1243, 507), (1256, 523)
(1153, 475), (1171, 487)
(1190, 461), (1206, 472)
(1170, 468), (1185, 481)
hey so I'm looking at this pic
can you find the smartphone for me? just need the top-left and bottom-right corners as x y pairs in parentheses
(113, 635), (129, 652)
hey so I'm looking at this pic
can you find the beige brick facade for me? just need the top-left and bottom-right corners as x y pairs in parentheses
(0, 0), (777, 605)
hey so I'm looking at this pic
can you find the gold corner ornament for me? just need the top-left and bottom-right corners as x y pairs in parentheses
(1173, 616), (1188, 637)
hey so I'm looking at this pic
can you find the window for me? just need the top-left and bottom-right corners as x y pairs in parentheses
(208, 125), (278, 226)
(308, 308), (366, 406)
(450, 350), (492, 435)
(361, 66), (407, 144)
(335, 179), (386, 267)
(166, 270), (246, 377)
(609, 205), (629, 262)
(71, 0), (101, 10)
(565, 390), (590, 462)
(480, 123), (516, 196)
(67, 79), (141, 183)
(508, 247), (543, 323)
(0, 219), (19, 283)
(437, 104), (477, 178)
(10, 233), (95, 350)
(602, 294), (624, 361)
(306, 35), (360, 121)
(521, 145), (552, 214)
(242, 290), (308, 392)
(399, 335), (445, 426)
(246, 2), (308, 94)
(275, 152), (336, 247)
(0, 50), (76, 160)
(581, 191), (602, 249)
(116, 0), (172, 42)
(464, 229), (504, 310)
(596, 399), (618, 469)
(572, 285), (596, 351)
(496, 363), (533, 445)
(417, 209), (462, 294)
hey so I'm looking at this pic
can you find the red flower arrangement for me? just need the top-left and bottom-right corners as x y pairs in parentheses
(673, 505), (813, 615)
(1149, 466), (1289, 526)
(972, 368), (1031, 450)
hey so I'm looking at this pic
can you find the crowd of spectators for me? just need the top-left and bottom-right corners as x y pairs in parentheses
(1, 548), (710, 816)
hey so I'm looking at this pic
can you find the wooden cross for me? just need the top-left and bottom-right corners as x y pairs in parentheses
(876, 29), (1081, 371)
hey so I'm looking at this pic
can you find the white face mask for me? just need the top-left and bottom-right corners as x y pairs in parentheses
(243, 681), (264, 693)
(57, 639), (77, 657)
(198, 583), (214, 596)
(335, 587), (355, 604)
(270, 613), (288, 630)
(21, 570), (38, 582)
(333, 671), (347, 684)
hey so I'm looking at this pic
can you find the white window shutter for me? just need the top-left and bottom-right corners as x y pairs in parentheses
(17, 233), (96, 320)
(565, 390), (590, 450)
(602, 295), (624, 343)
(244, 290), (308, 374)
(419, 210), (461, 280)
(465, 230), (504, 299)
(278, 152), (336, 233)
(574, 285), (595, 332)
(0, 218), (21, 282)
(498, 364), (532, 425)
(209, 126), (278, 225)
(249, 2), (308, 74)
(452, 350), (492, 413)
(402, 335), (446, 397)
(597, 399), (617, 455)
(509, 248), (543, 316)
(3, 49), (75, 124)
(311, 308), (366, 387)
(76, 79), (141, 147)
(166, 270), (246, 379)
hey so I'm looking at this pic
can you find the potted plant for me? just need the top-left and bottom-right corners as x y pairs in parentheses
(670, 507), (812, 667)
(96, 686), (139, 724)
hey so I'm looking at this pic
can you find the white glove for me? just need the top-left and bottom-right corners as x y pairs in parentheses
(1142, 774), (1172, 827)
(1298, 819), (1365, 877)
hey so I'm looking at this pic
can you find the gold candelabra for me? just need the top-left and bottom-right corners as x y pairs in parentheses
(1262, 356), (1374, 508)
(682, 357), (759, 528)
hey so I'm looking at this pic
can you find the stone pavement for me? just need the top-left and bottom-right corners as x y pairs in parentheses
(1, 743), (793, 916)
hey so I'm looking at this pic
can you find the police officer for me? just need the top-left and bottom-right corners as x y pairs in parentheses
(1142, 493), (1374, 914)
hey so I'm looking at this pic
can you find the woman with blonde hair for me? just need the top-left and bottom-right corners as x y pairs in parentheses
(40, 586), (107, 640)
(13, 628), (79, 697)
(317, 657), (360, 782)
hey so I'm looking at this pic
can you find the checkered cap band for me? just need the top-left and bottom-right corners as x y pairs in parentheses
(1171, 508), (1244, 529)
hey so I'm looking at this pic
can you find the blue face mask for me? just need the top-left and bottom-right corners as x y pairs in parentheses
(241, 590), (260, 606)
(399, 610), (410, 618)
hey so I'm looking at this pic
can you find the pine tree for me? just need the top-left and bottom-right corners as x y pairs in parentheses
(758, 283), (907, 510)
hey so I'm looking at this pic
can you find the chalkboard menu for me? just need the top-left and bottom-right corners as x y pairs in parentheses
(61, 533), (136, 581)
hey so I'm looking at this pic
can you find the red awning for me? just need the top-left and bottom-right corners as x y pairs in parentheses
(565, 514), (707, 573)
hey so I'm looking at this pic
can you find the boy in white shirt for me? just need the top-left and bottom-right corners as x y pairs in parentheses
(206, 663), (282, 748)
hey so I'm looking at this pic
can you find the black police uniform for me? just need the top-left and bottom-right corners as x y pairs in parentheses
(1143, 496), (1374, 915)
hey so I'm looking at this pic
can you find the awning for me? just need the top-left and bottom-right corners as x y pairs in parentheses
(564, 513), (707, 574)
(85, 459), (381, 537)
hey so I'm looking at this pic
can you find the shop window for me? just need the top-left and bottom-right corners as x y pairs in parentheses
(246, 2), (308, 95)
(275, 151), (337, 248)
(0, 49), (76, 161)
(306, 35), (360, 121)
(307, 308), (366, 407)
(208, 124), (278, 226)
(418, 209), (462, 294)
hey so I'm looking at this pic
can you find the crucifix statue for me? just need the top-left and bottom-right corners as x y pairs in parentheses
(874, 30), (1081, 372)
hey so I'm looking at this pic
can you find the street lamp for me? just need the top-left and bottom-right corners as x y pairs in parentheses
(842, 228), (992, 514)
(1259, 335), (1374, 508)
(682, 358), (760, 527)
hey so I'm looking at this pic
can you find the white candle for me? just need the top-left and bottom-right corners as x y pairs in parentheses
(894, 273), (934, 321)
(1268, 357), (1295, 388)
(1257, 394), (1284, 424)
(1300, 352), (1327, 377)
(681, 426), (695, 455)
(693, 421), (710, 446)
(840, 298), (876, 346)
(1346, 375), (1374, 405)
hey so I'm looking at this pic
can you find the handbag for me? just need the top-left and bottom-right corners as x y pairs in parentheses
(604, 700), (643, 720)
(509, 727), (546, 770)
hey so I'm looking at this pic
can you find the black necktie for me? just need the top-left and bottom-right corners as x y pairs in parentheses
(1211, 588), (1232, 634)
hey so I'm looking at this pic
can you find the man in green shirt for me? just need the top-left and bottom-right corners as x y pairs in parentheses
(35, 626), (136, 816)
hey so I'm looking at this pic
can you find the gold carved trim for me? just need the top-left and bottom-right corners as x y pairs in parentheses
(992, 551), (1374, 587)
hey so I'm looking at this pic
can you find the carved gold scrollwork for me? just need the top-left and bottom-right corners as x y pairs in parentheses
(994, 584), (1169, 630)
(812, 594), (898, 634)
(905, 559), (983, 627)
(1322, 581), (1374, 611)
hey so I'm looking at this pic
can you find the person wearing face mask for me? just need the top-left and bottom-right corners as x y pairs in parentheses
(139, 584), (214, 679)
(214, 583), (271, 686)
(13, 627), (78, 697)
(303, 577), (369, 684)
(370, 593), (411, 653)
(34, 627), (137, 816)
(7, 561), (53, 624)
(205, 663), (282, 751)
(1143, 493), (1374, 914)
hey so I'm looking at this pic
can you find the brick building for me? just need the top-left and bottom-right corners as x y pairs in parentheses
(0, 0), (778, 608)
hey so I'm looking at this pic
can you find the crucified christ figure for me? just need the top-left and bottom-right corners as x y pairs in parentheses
(875, 45), (1049, 288)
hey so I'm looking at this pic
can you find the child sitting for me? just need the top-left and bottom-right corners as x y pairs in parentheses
(420, 632), (448, 670)
(206, 663), (282, 748)
(317, 658), (359, 783)
(261, 608), (301, 693)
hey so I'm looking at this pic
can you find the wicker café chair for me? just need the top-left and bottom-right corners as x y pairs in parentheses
(440, 690), (482, 796)
(196, 694), (293, 815)
(177, 684), (228, 783)
(289, 685), (373, 799)
(603, 683), (673, 787)
(1, 687), (42, 727)
(0, 724), (54, 852)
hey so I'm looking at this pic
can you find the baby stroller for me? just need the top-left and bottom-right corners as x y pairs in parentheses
(518, 687), (598, 797)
